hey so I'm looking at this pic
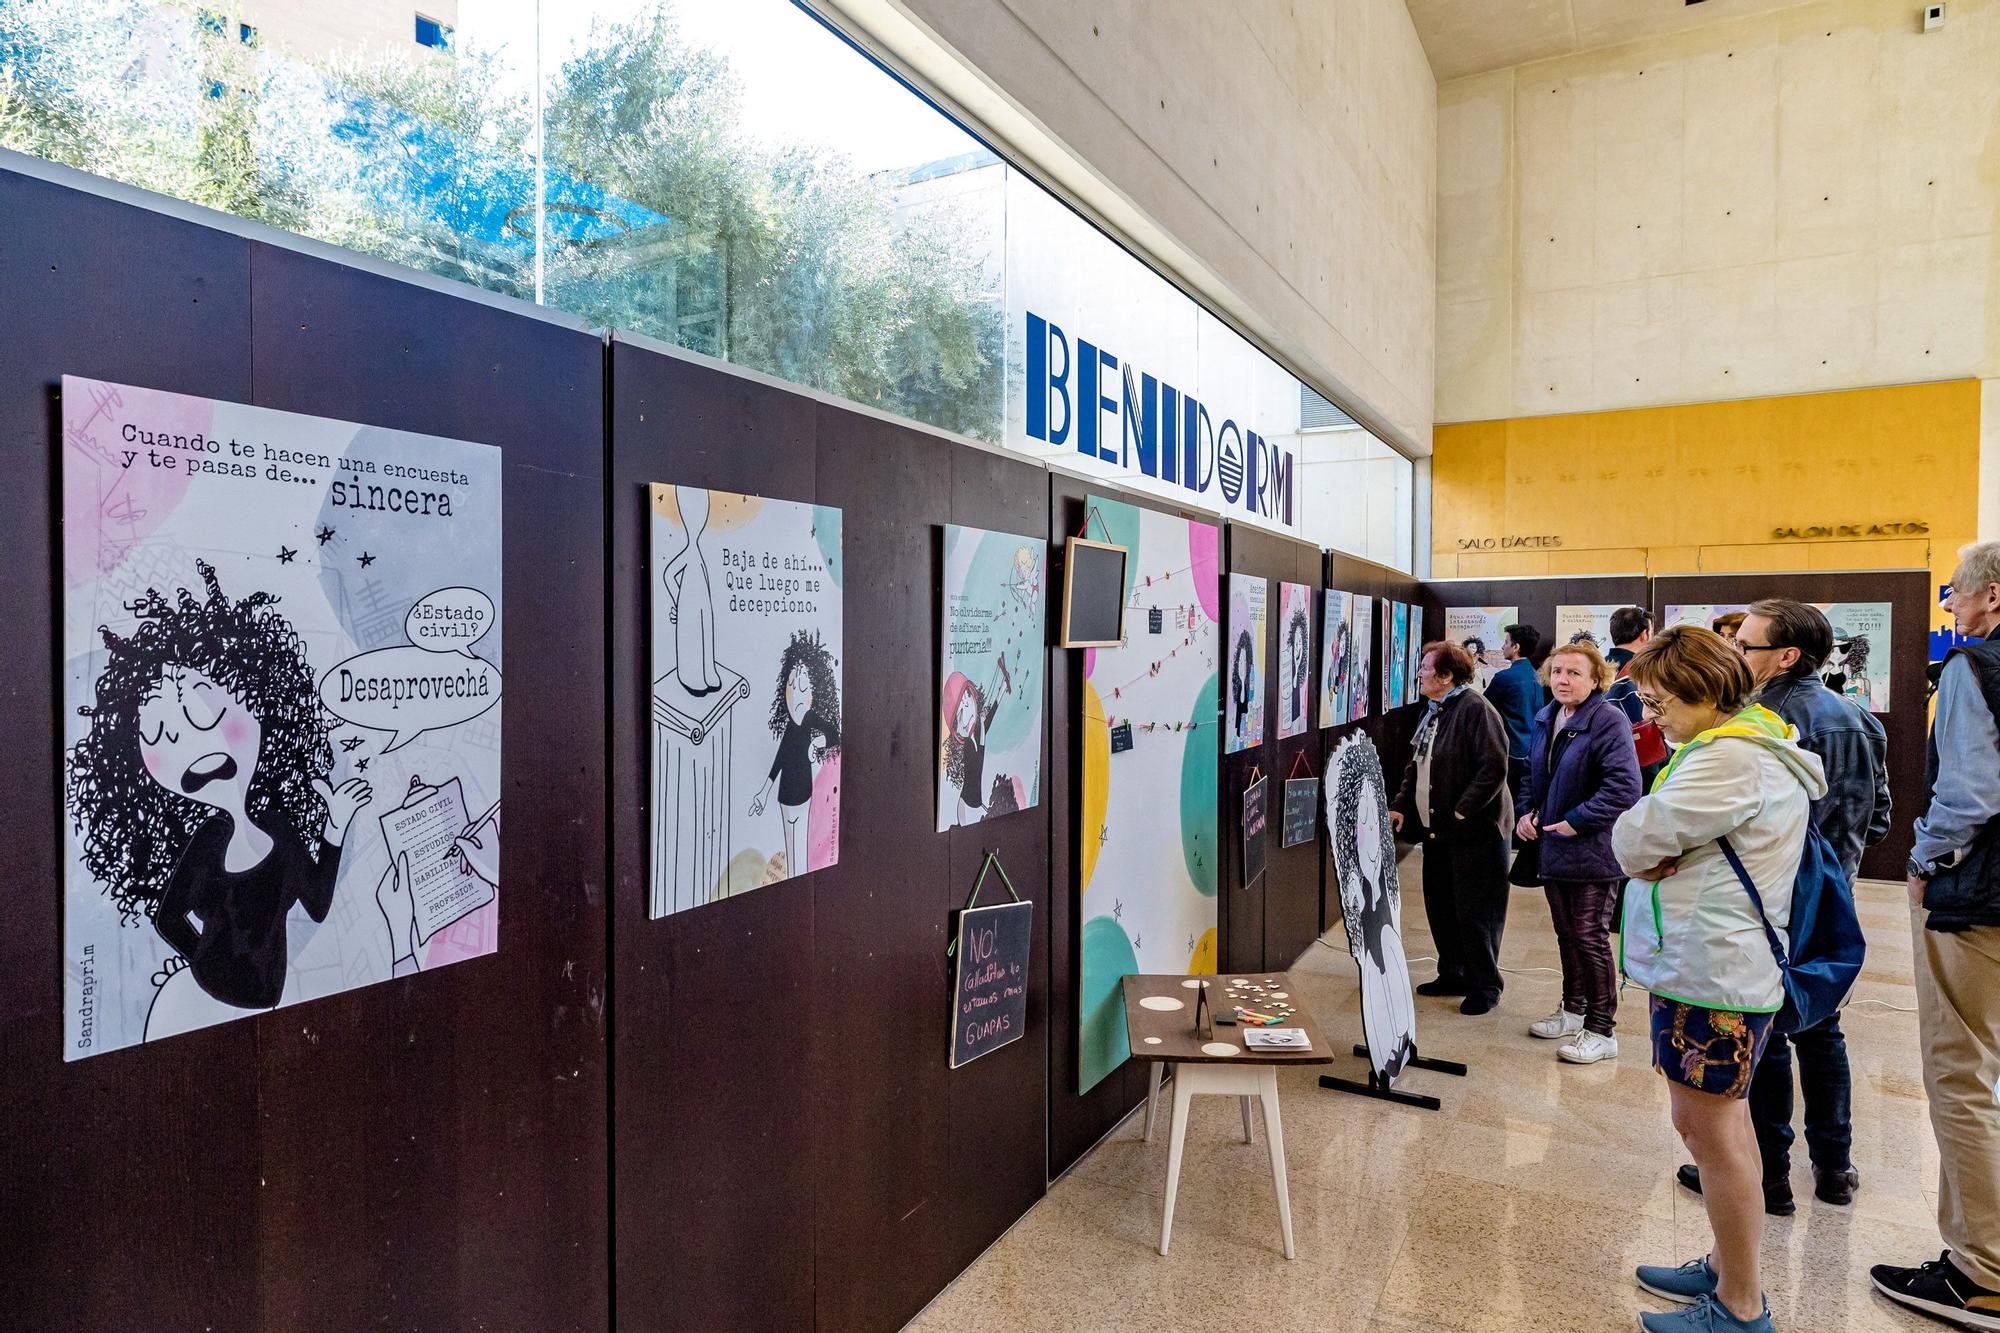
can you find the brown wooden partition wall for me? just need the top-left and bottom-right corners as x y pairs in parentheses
(0, 167), (610, 1330)
(608, 340), (1053, 1331)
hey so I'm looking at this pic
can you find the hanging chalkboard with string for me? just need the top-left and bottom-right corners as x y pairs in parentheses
(948, 851), (1034, 1069)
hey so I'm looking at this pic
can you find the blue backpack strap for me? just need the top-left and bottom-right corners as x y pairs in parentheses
(1717, 836), (1791, 970)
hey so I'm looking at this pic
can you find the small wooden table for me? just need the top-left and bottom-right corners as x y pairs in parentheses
(1121, 972), (1333, 1259)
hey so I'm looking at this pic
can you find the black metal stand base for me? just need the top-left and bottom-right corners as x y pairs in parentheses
(1318, 1043), (1468, 1113)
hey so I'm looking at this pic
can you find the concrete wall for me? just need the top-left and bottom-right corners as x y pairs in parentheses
(1435, 0), (2000, 438)
(836, 0), (1438, 458)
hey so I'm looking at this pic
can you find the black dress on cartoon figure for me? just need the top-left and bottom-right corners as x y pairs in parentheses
(769, 707), (833, 807)
(154, 812), (343, 1009)
(1231, 631), (1254, 735)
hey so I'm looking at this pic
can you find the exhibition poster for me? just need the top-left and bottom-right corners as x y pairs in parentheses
(1320, 589), (1352, 727)
(1382, 600), (1407, 713)
(1348, 595), (1373, 723)
(1078, 495), (1219, 1093)
(1555, 604), (1624, 651)
(1407, 608), (1426, 705)
(1275, 581), (1312, 739)
(937, 524), (1045, 831)
(1327, 733), (1416, 1081)
(62, 376), (502, 1059)
(1663, 603), (1748, 632)
(1817, 602), (1892, 712)
(1444, 605), (1514, 689)
(649, 485), (843, 917)
(1224, 572), (1267, 754)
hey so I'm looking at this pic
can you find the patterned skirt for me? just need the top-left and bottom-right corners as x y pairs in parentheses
(1648, 995), (1776, 1098)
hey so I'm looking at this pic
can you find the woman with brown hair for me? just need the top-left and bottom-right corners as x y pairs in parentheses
(1516, 639), (1641, 1063)
(1390, 640), (1513, 1015)
(1614, 627), (1825, 1333)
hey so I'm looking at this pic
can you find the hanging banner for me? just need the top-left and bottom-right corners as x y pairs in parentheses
(61, 377), (503, 1060)
(1077, 495), (1219, 1093)
(649, 486), (843, 917)
(1242, 774), (1270, 886)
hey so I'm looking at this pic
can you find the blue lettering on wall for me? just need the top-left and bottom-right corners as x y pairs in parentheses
(1021, 310), (1295, 525)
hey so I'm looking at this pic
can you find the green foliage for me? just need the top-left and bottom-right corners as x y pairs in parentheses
(0, 0), (1000, 440)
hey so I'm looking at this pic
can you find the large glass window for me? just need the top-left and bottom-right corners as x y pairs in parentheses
(1, 0), (1412, 551)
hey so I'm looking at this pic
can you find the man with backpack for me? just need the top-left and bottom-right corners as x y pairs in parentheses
(1674, 599), (1888, 1215)
(1606, 606), (1668, 790)
(1872, 541), (2000, 1331)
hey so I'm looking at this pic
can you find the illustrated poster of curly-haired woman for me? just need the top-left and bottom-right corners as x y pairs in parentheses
(67, 561), (374, 1042)
(750, 631), (842, 878)
(1330, 736), (1417, 1081)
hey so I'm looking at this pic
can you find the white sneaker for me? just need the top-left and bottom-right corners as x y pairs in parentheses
(1559, 1030), (1618, 1064)
(1529, 1008), (1584, 1040)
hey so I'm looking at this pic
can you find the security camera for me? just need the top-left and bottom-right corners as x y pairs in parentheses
(1923, 2), (1945, 30)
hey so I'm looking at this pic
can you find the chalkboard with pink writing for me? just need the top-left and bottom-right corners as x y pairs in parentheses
(950, 899), (1033, 1069)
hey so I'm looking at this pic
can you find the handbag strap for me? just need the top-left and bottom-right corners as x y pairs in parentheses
(1716, 836), (1791, 970)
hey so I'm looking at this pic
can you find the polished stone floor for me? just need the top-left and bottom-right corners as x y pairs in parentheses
(908, 860), (1941, 1332)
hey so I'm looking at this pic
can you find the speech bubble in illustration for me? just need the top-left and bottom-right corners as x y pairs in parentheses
(405, 585), (494, 658)
(321, 586), (501, 752)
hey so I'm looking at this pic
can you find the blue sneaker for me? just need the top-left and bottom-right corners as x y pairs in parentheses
(1637, 1255), (1719, 1305)
(1639, 1294), (1773, 1332)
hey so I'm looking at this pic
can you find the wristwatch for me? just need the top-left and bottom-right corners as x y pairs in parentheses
(1910, 850), (1961, 878)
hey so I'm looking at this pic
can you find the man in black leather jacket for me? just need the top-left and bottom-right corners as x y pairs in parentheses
(1676, 599), (1887, 1217)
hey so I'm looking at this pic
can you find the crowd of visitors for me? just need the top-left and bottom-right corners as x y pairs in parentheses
(1387, 541), (2000, 1333)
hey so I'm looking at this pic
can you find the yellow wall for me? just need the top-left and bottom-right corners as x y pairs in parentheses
(1431, 379), (1982, 642)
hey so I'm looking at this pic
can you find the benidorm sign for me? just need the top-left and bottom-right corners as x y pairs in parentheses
(1018, 311), (1296, 528)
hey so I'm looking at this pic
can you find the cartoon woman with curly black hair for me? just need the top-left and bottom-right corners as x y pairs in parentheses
(1285, 605), (1310, 728)
(749, 630), (841, 878)
(1229, 628), (1255, 743)
(68, 561), (371, 1036)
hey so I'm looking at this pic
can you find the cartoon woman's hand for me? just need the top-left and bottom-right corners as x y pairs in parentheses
(313, 776), (374, 846)
(451, 826), (499, 887)
(749, 786), (768, 818)
(376, 851), (418, 967)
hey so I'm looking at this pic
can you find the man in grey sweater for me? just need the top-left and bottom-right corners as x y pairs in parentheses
(1873, 541), (2000, 1331)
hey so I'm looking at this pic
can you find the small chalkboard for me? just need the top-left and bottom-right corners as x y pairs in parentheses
(1148, 607), (1163, 634)
(1060, 536), (1128, 648)
(1110, 721), (1134, 753)
(1282, 776), (1319, 848)
(1242, 775), (1269, 887)
(950, 900), (1033, 1069)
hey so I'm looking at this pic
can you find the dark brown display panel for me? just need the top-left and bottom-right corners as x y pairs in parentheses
(1222, 525), (1328, 975)
(0, 167), (609, 1331)
(608, 342), (1052, 1332)
(1653, 571), (1930, 881)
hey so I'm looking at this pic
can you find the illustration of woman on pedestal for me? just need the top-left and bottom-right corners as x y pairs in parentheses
(1285, 606), (1310, 728)
(662, 485), (722, 695)
(750, 630), (841, 876)
(1330, 735), (1417, 1080)
(67, 561), (373, 1041)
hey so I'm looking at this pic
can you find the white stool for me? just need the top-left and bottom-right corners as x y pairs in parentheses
(1144, 1061), (1294, 1259)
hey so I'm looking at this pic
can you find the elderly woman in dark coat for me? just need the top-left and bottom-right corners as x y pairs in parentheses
(1516, 638), (1642, 1063)
(1391, 640), (1514, 1015)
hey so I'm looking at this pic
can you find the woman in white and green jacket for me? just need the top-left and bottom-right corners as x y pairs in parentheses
(1610, 626), (1826, 1333)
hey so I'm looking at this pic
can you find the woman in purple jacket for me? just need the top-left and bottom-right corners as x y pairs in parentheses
(1516, 639), (1642, 1064)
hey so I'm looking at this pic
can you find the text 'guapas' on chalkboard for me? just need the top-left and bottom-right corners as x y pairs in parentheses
(949, 850), (1033, 1069)
(1242, 775), (1269, 887)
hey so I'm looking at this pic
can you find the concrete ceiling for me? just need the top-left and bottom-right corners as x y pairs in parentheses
(1406, 0), (1816, 81)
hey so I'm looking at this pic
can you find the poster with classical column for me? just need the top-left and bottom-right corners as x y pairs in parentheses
(1319, 588), (1352, 728)
(1224, 572), (1267, 754)
(62, 376), (502, 1059)
(937, 523), (1045, 830)
(649, 485), (843, 917)
(1275, 581), (1313, 738)
(1077, 495), (1219, 1093)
